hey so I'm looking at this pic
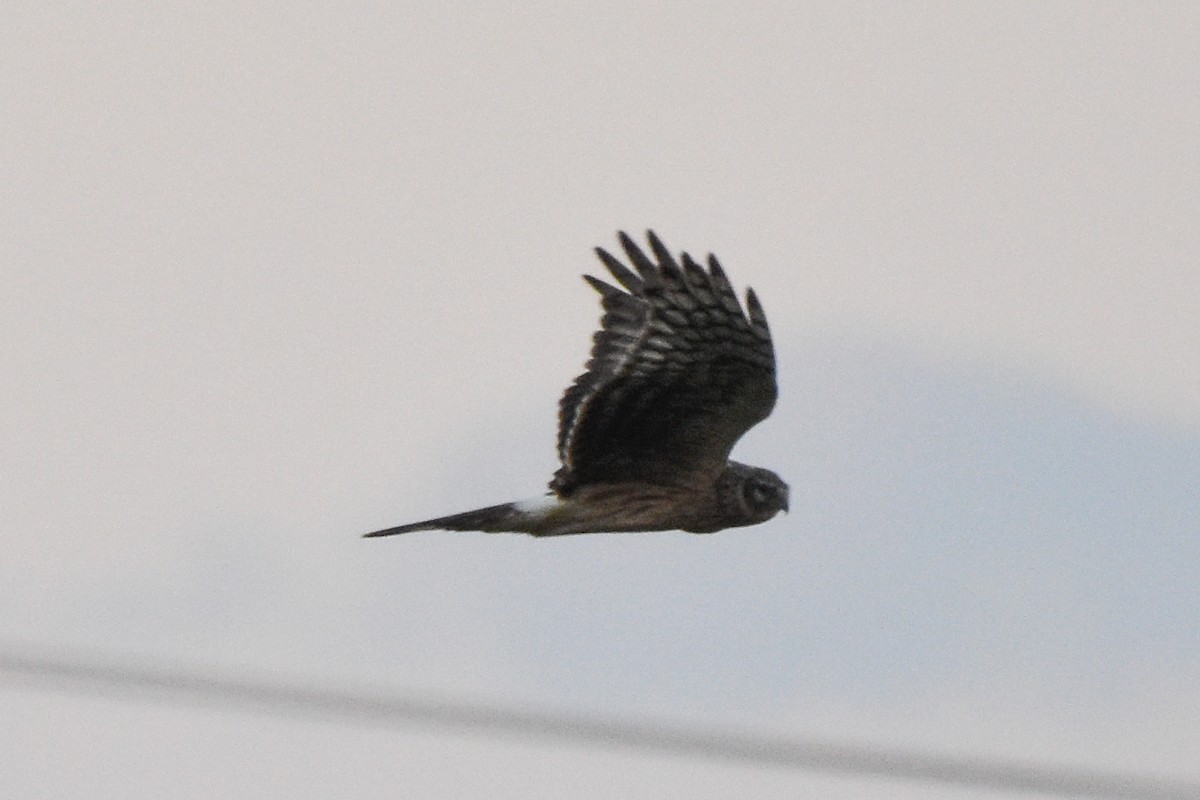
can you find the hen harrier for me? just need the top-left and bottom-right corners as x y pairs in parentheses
(365, 231), (787, 538)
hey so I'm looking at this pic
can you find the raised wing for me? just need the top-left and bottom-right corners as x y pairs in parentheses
(552, 231), (776, 494)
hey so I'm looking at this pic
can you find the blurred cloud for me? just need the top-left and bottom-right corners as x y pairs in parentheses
(2, 2), (1198, 797)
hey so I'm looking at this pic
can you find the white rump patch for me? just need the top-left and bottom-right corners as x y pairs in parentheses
(512, 494), (561, 518)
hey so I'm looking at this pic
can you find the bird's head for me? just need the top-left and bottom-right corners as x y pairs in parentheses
(725, 461), (789, 524)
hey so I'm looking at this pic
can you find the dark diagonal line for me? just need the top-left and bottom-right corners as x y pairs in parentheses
(1, 645), (1196, 799)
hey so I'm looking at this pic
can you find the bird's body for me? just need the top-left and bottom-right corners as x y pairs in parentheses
(365, 231), (788, 538)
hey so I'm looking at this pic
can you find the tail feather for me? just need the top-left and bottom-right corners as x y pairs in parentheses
(363, 496), (559, 538)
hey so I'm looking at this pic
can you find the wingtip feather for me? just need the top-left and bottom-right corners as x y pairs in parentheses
(618, 231), (659, 279)
(745, 286), (763, 314)
(645, 230), (678, 270)
(583, 273), (619, 297)
(594, 247), (643, 292)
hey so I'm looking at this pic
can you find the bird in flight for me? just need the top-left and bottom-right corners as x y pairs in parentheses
(365, 231), (787, 538)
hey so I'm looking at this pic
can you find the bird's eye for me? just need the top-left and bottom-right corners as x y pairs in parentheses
(744, 481), (769, 508)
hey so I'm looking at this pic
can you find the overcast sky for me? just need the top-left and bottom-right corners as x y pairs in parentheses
(2, 3), (1198, 798)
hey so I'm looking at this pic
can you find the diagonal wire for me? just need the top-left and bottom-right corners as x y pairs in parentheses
(1, 644), (1196, 799)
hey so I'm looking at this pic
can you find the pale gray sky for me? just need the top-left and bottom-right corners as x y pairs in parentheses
(2, 2), (1198, 797)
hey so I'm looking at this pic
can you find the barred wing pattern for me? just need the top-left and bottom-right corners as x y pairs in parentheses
(553, 231), (776, 494)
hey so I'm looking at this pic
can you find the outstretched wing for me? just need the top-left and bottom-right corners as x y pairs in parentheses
(553, 231), (776, 494)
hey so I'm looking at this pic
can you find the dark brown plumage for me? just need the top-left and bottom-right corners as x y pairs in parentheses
(365, 231), (787, 538)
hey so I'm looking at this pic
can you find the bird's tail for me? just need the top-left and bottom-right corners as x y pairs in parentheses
(363, 495), (561, 538)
